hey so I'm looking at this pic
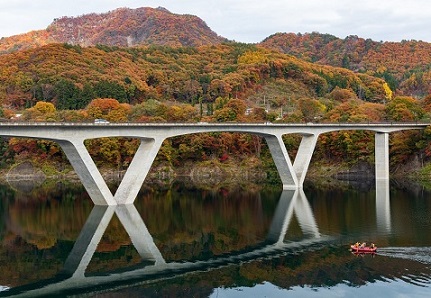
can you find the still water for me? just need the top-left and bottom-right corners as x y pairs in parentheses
(0, 179), (430, 297)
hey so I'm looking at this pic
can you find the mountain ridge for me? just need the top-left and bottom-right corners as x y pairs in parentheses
(260, 32), (431, 96)
(0, 7), (226, 54)
(2, 6), (431, 98)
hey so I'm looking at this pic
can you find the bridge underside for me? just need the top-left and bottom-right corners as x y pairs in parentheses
(53, 131), (390, 205)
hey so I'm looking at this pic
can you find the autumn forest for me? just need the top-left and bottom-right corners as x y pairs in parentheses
(2, 7), (431, 180)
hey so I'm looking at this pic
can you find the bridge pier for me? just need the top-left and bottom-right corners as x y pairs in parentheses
(58, 137), (165, 205)
(375, 132), (390, 180)
(265, 133), (319, 189)
(293, 134), (319, 186)
(58, 140), (116, 206)
(265, 135), (298, 189)
(114, 138), (165, 204)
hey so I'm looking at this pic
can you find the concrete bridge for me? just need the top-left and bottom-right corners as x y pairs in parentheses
(0, 122), (427, 205)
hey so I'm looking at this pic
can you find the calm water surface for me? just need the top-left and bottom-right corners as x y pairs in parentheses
(0, 179), (430, 297)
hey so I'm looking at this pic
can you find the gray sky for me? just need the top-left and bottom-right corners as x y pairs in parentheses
(1, 0), (430, 43)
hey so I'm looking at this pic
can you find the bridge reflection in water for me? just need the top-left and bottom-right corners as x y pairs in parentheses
(3, 183), (393, 297)
(3, 189), (325, 297)
(376, 180), (391, 233)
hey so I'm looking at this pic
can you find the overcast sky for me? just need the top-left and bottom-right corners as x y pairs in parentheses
(1, 0), (430, 43)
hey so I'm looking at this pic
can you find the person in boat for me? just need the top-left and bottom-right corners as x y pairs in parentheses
(371, 243), (375, 248)
(360, 242), (366, 248)
(354, 242), (360, 248)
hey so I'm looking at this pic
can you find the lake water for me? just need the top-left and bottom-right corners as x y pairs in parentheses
(0, 179), (430, 297)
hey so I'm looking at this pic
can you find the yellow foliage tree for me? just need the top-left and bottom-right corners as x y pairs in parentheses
(237, 50), (267, 65)
(33, 101), (56, 114)
(22, 101), (57, 121)
(383, 82), (393, 102)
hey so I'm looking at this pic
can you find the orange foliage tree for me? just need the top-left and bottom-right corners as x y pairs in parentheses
(86, 98), (130, 122)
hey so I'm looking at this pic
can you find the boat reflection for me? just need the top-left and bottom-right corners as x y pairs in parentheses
(2, 189), (326, 297)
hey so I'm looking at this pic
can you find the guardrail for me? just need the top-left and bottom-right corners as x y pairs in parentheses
(0, 121), (430, 127)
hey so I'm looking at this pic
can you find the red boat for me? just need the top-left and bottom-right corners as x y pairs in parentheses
(350, 243), (377, 253)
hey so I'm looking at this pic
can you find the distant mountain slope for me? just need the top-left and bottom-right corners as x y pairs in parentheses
(260, 32), (431, 97)
(3, 7), (431, 98)
(0, 7), (226, 54)
(0, 43), (388, 110)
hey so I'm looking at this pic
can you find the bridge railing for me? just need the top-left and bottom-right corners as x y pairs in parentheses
(0, 121), (430, 127)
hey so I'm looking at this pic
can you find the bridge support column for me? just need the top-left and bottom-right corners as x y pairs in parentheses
(265, 135), (298, 189)
(58, 140), (116, 206)
(375, 132), (390, 180)
(265, 133), (319, 189)
(114, 138), (165, 204)
(293, 134), (319, 186)
(59, 138), (164, 205)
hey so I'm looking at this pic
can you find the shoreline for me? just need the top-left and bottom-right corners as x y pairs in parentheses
(0, 158), (427, 192)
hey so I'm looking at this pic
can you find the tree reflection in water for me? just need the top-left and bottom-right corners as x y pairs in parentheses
(1, 182), (431, 297)
(2, 188), (328, 297)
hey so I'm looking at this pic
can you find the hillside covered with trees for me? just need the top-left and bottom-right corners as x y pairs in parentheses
(260, 32), (431, 98)
(1, 7), (431, 181)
